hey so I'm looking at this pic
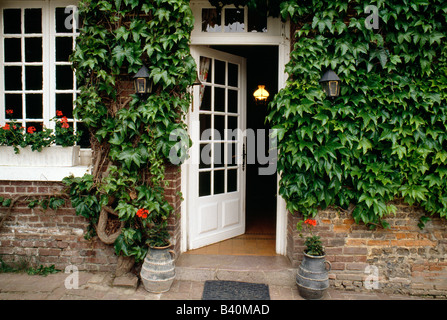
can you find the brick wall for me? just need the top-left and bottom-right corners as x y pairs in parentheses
(0, 180), (117, 272)
(287, 202), (447, 297)
(0, 172), (183, 272)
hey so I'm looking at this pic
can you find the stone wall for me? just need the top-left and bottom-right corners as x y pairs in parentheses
(287, 202), (447, 298)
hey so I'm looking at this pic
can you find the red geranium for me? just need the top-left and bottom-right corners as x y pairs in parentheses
(27, 126), (36, 134)
(136, 208), (149, 219)
(2, 123), (10, 130)
(6, 109), (13, 115)
(56, 110), (63, 117)
(304, 219), (317, 227)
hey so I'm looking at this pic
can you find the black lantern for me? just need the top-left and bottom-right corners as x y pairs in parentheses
(319, 69), (341, 99)
(133, 65), (152, 96)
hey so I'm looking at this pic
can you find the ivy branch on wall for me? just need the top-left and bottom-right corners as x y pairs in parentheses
(64, 0), (196, 262)
(268, 0), (447, 228)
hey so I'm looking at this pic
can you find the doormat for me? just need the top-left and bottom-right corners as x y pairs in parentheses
(202, 280), (270, 300)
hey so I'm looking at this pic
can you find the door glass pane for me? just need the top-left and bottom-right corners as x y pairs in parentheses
(202, 8), (221, 32)
(214, 143), (224, 168)
(214, 115), (225, 140)
(199, 114), (212, 140)
(3, 9), (21, 34)
(25, 66), (43, 90)
(4, 38), (21, 62)
(200, 85), (211, 111)
(228, 90), (238, 113)
(224, 8), (245, 32)
(25, 37), (42, 62)
(26, 94), (43, 119)
(227, 116), (237, 139)
(4, 66), (22, 91)
(214, 87), (225, 112)
(214, 60), (225, 85)
(228, 63), (238, 87)
(24, 9), (42, 34)
(200, 143), (211, 169)
(227, 143), (237, 166)
(227, 169), (238, 192)
(199, 171), (211, 197)
(214, 170), (225, 194)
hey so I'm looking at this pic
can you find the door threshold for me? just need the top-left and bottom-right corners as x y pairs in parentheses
(185, 233), (277, 256)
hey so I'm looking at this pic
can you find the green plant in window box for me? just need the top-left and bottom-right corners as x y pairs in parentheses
(53, 110), (82, 147)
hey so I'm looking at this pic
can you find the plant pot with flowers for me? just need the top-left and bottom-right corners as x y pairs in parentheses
(0, 110), (82, 166)
(295, 218), (332, 300)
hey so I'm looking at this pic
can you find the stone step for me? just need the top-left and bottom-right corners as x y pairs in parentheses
(175, 254), (296, 286)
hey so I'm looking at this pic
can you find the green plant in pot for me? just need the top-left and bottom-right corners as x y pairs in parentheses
(295, 218), (331, 300)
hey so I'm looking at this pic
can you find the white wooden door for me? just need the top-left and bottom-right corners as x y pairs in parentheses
(188, 46), (246, 249)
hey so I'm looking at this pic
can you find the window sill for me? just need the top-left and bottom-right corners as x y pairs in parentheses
(0, 165), (91, 181)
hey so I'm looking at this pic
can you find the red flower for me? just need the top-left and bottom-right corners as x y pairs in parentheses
(6, 109), (13, 115)
(304, 219), (317, 227)
(136, 208), (149, 219)
(2, 123), (10, 130)
(61, 122), (70, 129)
(27, 126), (36, 134)
(61, 116), (68, 123)
(56, 110), (63, 117)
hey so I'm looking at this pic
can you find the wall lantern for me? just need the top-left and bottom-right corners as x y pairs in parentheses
(133, 65), (152, 96)
(253, 85), (269, 102)
(319, 69), (341, 99)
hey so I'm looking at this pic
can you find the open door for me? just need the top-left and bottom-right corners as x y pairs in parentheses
(188, 46), (247, 250)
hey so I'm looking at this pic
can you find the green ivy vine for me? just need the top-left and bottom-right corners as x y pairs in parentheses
(64, 0), (195, 262)
(268, 0), (447, 228)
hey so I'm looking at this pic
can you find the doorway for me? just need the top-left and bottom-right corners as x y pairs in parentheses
(186, 45), (278, 256)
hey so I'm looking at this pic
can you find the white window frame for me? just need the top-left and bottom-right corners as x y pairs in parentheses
(0, 0), (90, 181)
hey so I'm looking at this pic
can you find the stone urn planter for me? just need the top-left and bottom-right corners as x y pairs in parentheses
(296, 252), (331, 300)
(140, 243), (176, 293)
(0, 145), (80, 167)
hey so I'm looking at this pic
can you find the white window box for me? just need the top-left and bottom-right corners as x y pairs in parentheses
(0, 145), (80, 167)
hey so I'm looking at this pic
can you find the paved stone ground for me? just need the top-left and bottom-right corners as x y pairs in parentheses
(0, 271), (436, 300)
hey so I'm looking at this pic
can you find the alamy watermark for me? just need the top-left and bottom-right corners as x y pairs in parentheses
(365, 5), (379, 30)
(64, 265), (79, 289)
(364, 264), (380, 289)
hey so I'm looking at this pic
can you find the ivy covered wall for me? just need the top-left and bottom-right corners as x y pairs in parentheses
(269, 0), (447, 228)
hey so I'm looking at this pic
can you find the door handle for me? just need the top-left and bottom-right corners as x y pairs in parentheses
(242, 141), (246, 171)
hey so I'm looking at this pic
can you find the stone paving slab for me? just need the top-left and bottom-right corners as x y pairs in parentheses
(0, 271), (438, 301)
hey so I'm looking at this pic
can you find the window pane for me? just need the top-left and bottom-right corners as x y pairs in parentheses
(56, 65), (73, 89)
(3, 9), (21, 34)
(248, 9), (267, 33)
(25, 66), (43, 90)
(4, 66), (22, 91)
(5, 94), (22, 118)
(202, 8), (221, 32)
(227, 143), (237, 166)
(56, 93), (74, 118)
(26, 94), (43, 119)
(25, 37), (42, 62)
(227, 116), (237, 139)
(224, 8), (244, 33)
(4, 38), (21, 62)
(199, 171), (211, 197)
(56, 37), (73, 61)
(76, 122), (90, 148)
(214, 170), (225, 194)
(55, 7), (71, 33)
(24, 9), (42, 34)
(214, 87), (225, 112)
